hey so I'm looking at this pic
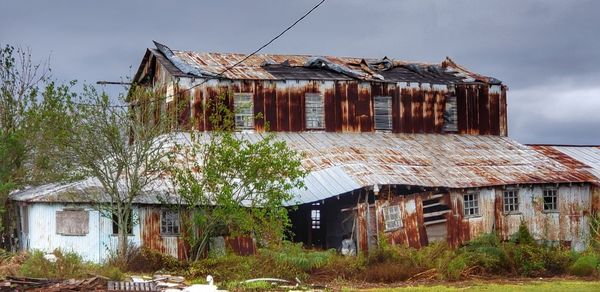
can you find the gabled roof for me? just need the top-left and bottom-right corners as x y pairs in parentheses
(133, 42), (502, 85)
(12, 133), (593, 206)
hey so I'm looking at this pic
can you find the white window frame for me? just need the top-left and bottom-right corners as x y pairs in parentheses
(543, 187), (558, 212)
(382, 205), (402, 231)
(305, 93), (325, 130)
(463, 192), (480, 217)
(374, 95), (392, 130)
(503, 189), (520, 214)
(234, 93), (254, 130)
(160, 209), (180, 236)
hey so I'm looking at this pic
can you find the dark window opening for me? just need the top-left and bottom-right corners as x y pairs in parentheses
(311, 202), (321, 230)
(112, 211), (133, 235)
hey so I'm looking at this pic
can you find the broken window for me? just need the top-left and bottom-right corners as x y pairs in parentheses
(543, 188), (558, 212)
(382, 205), (402, 231)
(443, 94), (458, 133)
(503, 189), (519, 213)
(161, 209), (180, 235)
(305, 93), (324, 129)
(311, 202), (321, 229)
(374, 96), (392, 130)
(463, 192), (479, 217)
(56, 209), (89, 236)
(234, 93), (254, 130)
(112, 211), (133, 235)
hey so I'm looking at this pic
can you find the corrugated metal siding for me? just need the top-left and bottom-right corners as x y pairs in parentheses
(172, 77), (507, 135)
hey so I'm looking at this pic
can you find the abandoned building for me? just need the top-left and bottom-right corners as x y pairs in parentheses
(9, 42), (600, 262)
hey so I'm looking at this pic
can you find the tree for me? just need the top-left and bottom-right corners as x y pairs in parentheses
(67, 85), (174, 260)
(0, 44), (76, 238)
(168, 95), (305, 260)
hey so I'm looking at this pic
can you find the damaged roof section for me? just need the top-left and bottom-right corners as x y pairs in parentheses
(13, 133), (594, 205)
(530, 145), (600, 184)
(137, 41), (501, 85)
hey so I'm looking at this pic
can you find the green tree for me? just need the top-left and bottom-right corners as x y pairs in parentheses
(168, 96), (305, 260)
(66, 85), (174, 261)
(0, 44), (76, 236)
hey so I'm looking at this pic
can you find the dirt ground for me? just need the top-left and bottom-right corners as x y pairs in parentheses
(313, 276), (600, 291)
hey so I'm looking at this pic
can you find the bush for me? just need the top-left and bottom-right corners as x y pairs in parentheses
(569, 254), (599, 276)
(126, 246), (183, 273)
(512, 222), (536, 245)
(18, 249), (124, 280)
(445, 255), (467, 281)
(511, 244), (546, 276)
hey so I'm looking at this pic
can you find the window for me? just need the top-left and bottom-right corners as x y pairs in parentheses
(463, 192), (479, 217)
(234, 93), (254, 130)
(374, 96), (392, 130)
(503, 189), (519, 213)
(382, 205), (402, 231)
(543, 188), (558, 212)
(112, 211), (133, 235)
(56, 209), (89, 236)
(442, 94), (458, 133)
(305, 93), (324, 129)
(161, 209), (180, 235)
(311, 202), (321, 229)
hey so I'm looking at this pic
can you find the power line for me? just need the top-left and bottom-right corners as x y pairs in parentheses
(74, 0), (326, 108)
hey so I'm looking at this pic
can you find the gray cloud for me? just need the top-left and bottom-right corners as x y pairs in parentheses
(1, 0), (599, 144)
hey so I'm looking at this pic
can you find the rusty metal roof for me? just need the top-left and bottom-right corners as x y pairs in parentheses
(13, 133), (593, 205)
(530, 145), (600, 183)
(138, 42), (500, 85)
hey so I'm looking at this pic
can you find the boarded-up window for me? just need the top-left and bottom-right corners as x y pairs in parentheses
(463, 192), (479, 217)
(382, 205), (402, 231)
(161, 209), (180, 235)
(305, 93), (325, 129)
(56, 209), (89, 236)
(374, 96), (392, 130)
(234, 93), (254, 130)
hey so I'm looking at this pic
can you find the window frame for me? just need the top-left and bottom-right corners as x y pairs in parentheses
(305, 93), (325, 130)
(374, 95), (393, 131)
(234, 92), (254, 130)
(160, 209), (181, 236)
(503, 189), (520, 214)
(56, 209), (89, 236)
(463, 192), (480, 218)
(311, 202), (321, 230)
(112, 210), (134, 235)
(542, 187), (558, 212)
(382, 205), (402, 231)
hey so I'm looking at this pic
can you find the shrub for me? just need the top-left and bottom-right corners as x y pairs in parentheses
(445, 255), (467, 281)
(462, 233), (510, 274)
(569, 254), (599, 276)
(20, 249), (88, 279)
(511, 222), (536, 245)
(511, 244), (546, 276)
(542, 246), (574, 274)
(126, 246), (183, 273)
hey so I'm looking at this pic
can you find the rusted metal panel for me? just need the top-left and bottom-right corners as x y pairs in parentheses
(499, 86), (508, 136)
(276, 83), (289, 131)
(489, 85), (500, 135)
(478, 86), (490, 134)
(357, 82), (372, 132)
(423, 84), (435, 133)
(224, 236), (256, 256)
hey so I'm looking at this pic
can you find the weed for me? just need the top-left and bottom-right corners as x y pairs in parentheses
(569, 254), (599, 276)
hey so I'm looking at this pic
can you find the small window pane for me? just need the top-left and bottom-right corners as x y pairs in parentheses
(383, 205), (402, 231)
(234, 93), (254, 130)
(311, 209), (321, 229)
(374, 96), (392, 130)
(503, 190), (519, 213)
(161, 209), (180, 235)
(305, 93), (324, 129)
(543, 188), (558, 211)
(463, 192), (479, 217)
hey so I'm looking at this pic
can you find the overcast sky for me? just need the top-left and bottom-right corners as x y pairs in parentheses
(1, 0), (599, 144)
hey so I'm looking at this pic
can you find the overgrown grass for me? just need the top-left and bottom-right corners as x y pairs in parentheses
(348, 280), (600, 291)
(18, 249), (124, 280)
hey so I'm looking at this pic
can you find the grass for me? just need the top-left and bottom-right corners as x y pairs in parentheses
(346, 280), (600, 291)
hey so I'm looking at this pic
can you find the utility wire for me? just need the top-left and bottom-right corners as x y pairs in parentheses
(73, 0), (326, 108)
